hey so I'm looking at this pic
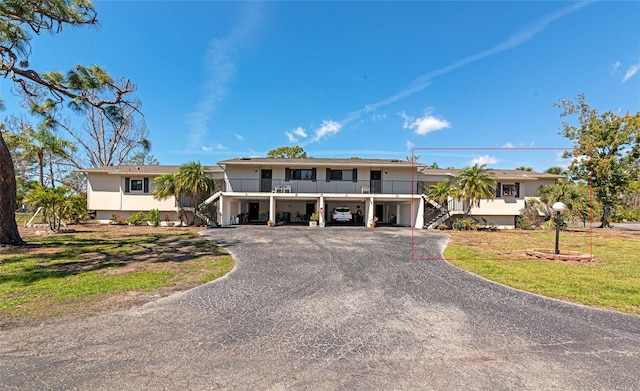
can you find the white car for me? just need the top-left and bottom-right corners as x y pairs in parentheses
(331, 207), (353, 223)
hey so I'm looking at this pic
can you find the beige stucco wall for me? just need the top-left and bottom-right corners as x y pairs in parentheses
(87, 173), (122, 210)
(522, 178), (556, 197)
(87, 173), (177, 214)
(470, 198), (525, 216)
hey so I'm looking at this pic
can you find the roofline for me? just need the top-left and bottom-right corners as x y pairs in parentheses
(217, 157), (420, 167)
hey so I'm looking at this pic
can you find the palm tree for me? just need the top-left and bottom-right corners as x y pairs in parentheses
(428, 180), (453, 207)
(152, 173), (182, 224)
(455, 164), (497, 217)
(176, 162), (214, 225)
(175, 162), (214, 202)
(19, 124), (76, 186)
(539, 180), (592, 226)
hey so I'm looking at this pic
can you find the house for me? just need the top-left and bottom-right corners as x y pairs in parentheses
(83, 159), (561, 229)
(419, 168), (562, 228)
(216, 157), (422, 227)
(82, 165), (224, 224)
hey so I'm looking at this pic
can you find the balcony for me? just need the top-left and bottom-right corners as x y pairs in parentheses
(222, 178), (420, 195)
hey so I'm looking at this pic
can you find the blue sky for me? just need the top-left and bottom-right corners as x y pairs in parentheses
(1, 0), (639, 171)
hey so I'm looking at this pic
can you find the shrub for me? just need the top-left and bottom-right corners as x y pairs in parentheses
(111, 213), (126, 225)
(147, 209), (161, 227)
(453, 217), (480, 230)
(611, 207), (640, 223)
(127, 211), (148, 226)
(540, 219), (556, 230)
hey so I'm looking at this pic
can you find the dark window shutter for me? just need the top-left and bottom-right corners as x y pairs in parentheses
(285, 168), (291, 182)
(495, 182), (501, 198)
(352, 168), (358, 182)
(326, 168), (331, 182)
(125, 178), (130, 193)
(515, 183), (520, 197)
(143, 178), (149, 193)
(311, 168), (317, 182)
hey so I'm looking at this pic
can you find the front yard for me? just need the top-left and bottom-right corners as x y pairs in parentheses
(444, 227), (640, 315)
(0, 224), (233, 328)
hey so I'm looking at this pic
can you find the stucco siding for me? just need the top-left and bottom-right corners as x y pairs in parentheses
(469, 198), (525, 216)
(87, 174), (122, 210)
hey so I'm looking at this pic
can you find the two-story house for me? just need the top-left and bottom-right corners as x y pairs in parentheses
(83, 158), (561, 229)
(216, 157), (422, 227)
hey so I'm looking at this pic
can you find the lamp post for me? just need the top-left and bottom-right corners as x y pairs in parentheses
(552, 202), (566, 255)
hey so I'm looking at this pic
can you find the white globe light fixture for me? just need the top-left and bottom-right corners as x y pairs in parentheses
(552, 202), (566, 254)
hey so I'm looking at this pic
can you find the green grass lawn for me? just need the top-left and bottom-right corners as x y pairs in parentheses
(0, 225), (234, 325)
(444, 228), (640, 315)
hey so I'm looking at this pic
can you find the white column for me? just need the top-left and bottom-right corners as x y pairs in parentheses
(414, 196), (425, 228)
(368, 196), (375, 226)
(218, 195), (225, 226)
(396, 204), (401, 226)
(319, 196), (325, 225)
(269, 195), (275, 223)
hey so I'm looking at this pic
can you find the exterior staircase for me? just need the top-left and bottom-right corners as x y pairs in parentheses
(423, 198), (450, 228)
(195, 191), (221, 227)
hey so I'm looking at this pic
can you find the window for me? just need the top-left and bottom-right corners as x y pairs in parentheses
(130, 179), (143, 191)
(326, 168), (357, 182)
(285, 168), (316, 181)
(502, 183), (519, 197)
(292, 169), (313, 180)
(125, 177), (149, 193)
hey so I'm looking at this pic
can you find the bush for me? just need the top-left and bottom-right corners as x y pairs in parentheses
(540, 219), (556, 230)
(611, 207), (640, 223)
(453, 217), (480, 230)
(147, 209), (161, 227)
(127, 211), (148, 226)
(516, 206), (545, 230)
(111, 213), (126, 225)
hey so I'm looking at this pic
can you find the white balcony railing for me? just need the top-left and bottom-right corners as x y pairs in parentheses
(222, 178), (419, 195)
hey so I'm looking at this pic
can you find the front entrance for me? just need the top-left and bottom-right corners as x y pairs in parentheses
(306, 202), (315, 220)
(260, 170), (272, 192)
(248, 202), (260, 221)
(375, 204), (384, 222)
(370, 170), (382, 194)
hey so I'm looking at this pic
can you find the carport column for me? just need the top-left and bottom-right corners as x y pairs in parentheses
(269, 195), (276, 223)
(396, 204), (401, 226)
(218, 195), (225, 226)
(368, 196), (375, 226)
(414, 196), (425, 228)
(319, 196), (325, 224)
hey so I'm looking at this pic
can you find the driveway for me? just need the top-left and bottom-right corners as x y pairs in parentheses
(1, 226), (639, 390)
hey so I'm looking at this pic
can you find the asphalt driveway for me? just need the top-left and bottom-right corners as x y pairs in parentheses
(1, 226), (639, 390)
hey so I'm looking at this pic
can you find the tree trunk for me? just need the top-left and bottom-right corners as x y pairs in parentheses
(598, 205), (612, 228)
(0, 132), (25, 245)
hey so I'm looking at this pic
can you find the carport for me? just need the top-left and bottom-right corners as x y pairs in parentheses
(220, 193), (421, 228)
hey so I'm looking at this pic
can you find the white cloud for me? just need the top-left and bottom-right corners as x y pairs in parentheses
(216, 143), (228, 150)
(610, 61), (621, 74)
(285, 132), (298, 143)
(406, 140), (415, 150)
(301, 3), (589, 147)
(234, 133), (244, 141)
(622, 62), (640, 82)
(293, 126), (307, 138)
(400, 111), (451, 135)
(470, 155), (499, 166)
(312, 120), (342, 141)
(502, 142), (514, 148)
(285, 126), (308, 143)
(372, 113), (387, 122)
(201, 145), (213, 152)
